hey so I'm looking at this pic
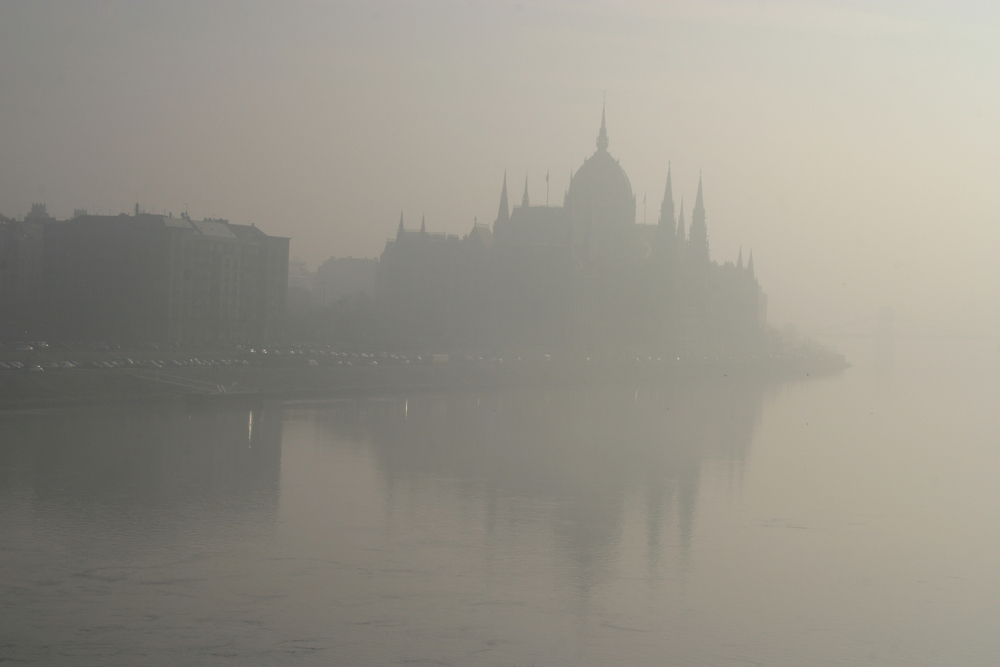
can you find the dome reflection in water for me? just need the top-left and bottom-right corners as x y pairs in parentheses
(2, 357), (1000, 666)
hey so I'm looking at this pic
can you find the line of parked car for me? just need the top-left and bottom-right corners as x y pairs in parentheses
(0, 358), (251, 372)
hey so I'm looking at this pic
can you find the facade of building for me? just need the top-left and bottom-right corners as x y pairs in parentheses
(376, 108), (767, 353)
(375, 216), (492, 347)
(40, 212), (288, 345)
(0, 208), (45, 338)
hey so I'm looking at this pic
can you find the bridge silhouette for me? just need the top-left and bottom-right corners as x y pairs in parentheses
(808, 309), (999, 343)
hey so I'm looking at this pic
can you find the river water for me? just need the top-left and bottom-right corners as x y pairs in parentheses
(2, 341), (998, 666)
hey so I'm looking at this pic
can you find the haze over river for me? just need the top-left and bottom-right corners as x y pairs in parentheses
(2, 340), (998, 666)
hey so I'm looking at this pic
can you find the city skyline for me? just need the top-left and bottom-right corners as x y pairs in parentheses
(2, 1), (998, 338)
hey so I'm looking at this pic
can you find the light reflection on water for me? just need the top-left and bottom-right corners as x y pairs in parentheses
(1, 347), (999, 666)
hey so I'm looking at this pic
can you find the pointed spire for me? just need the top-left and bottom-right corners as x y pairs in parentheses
(496, 171), (509, 224)
(420, 214), (426, 234)
(676, 198), (685, 241)
(596, 101), (609, 152)
(397, 211), (404, 239)
(737, 246), (743, 269)
(747, 249), (755, 279)
(692, 171), (705, 219)
(688, 171), (708, 262)
(658, 162), (675, 235)
(521, 175), (529, 208)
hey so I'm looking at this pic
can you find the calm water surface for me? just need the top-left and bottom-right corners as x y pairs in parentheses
(2, 342), (999, 666)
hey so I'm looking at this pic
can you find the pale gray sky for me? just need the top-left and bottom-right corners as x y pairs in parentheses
(2, 0), (998, 335)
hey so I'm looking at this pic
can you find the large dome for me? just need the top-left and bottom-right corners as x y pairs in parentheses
(568, 150), (634, 215)
(566, 109), (636, 258)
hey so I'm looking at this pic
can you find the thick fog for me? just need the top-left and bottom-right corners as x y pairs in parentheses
(1, 0), (997, 336)
(3, 6), (1000, 664)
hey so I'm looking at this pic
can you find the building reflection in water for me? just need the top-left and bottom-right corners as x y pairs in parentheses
(0, 380), (781, 664)
(0, 404), (289, 665)
(309, 376), (771, 595)
(0, 404), (283, 525)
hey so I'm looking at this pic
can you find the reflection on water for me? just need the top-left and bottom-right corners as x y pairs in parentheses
(0, 406), (285, 666)
(314, 378), (765, 580)
(2, 358), (999, 666)
(0, 406), (282, 511)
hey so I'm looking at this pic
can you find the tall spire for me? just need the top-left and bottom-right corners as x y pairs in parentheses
(596, 101), (609, 153)
(397, 211), (404, 239)
(737, 246), (743, 269)
(658, 162), (675, 236)
(496, 172), (509, 224)
(747, 249), (755, 279)
(420, 214), (426, 234)
(688, 172), (709, 262)
(521, 175), (529, 208)
(692, 171), (705, 221)
(676, 198), (685, 242)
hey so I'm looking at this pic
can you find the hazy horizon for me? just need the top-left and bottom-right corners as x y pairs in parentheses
(2, 0), (998, 338)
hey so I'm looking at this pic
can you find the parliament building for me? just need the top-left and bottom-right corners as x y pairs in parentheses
(376, 108), (766, 353)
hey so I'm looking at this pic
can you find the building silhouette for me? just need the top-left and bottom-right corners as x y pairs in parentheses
(38, 211), (288, 345)
(376, 107), (766, 352)
(0, 208), (45, 338)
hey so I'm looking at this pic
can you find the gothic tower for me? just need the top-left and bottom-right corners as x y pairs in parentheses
(493, 172), (509, 238)
(497, 172), (509, 223)
(657, 162), (676, 247)
(688, 174), (709, 264)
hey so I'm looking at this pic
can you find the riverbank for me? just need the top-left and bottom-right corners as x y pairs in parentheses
(0, 352), (849, 411)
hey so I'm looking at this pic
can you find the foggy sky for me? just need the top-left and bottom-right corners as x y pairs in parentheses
(2, 0), (998, 336)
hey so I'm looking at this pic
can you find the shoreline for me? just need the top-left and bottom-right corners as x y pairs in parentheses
(0, 353), (849, 412)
